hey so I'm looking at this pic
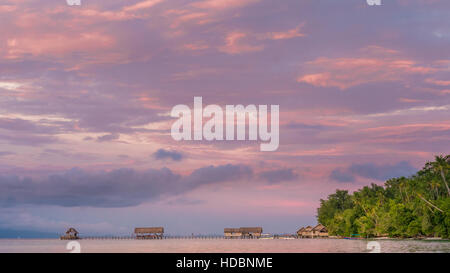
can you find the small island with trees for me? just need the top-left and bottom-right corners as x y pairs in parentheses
(317, 155), (450, 239)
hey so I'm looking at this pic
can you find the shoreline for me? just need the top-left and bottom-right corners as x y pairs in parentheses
(1, 237), (448, 242)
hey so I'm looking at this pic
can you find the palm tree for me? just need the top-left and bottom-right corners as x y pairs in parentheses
(417, 193), (444, 213)
(430, 180), (440, 199)
(431, 155), (450, 197)
(399, 178), (409, 202)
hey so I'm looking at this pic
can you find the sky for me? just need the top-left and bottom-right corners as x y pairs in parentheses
(0, 0), (449, 237)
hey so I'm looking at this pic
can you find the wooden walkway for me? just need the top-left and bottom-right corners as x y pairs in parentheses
(77, 235), (277, 240)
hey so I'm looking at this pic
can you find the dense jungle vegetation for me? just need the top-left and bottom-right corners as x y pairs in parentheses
(317, 155), (450, 238)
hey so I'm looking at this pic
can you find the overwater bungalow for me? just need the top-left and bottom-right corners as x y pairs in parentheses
(134, 227), (164, 239)
(224, 228), (242, 238)
(297, 224), (329, 238)
(312, 224), (328, 238)
(224, 227), (263, 238)
(240, 227), (263, 238)
(60, 227), (79, 240)
(296, 227), (305, 237)
(300, 226), (314, 238)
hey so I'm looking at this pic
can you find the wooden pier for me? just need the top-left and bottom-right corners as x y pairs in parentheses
(60, 225), (328, 240)
(76, 235), (267, 240)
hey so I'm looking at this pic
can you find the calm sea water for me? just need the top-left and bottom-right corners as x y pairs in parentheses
(0, 238), (449, 253)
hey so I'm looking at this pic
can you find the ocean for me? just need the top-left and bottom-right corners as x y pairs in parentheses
(0, 238), (449, 253)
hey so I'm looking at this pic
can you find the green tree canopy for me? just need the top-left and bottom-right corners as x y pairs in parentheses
(317, 155), (450, 238)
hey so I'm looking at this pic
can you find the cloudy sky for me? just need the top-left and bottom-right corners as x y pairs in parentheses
(0, 0), (449, 237)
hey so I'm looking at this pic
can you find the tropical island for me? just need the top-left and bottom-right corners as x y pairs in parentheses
(317, 155), (450, 239)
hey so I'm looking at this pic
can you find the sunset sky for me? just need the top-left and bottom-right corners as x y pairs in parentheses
(0, 0), (449, 237)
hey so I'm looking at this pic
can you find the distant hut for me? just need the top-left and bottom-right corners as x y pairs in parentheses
(134, 227), (164, 239)
(224, 227), (263, 239)
(312, 224), (328, 238)
(240, 227), (263, 238)
(60, 227), (79, 240)
(296, 227), (305, 238)
(224, 228), (242, 239)
(301, 226), (314, 238)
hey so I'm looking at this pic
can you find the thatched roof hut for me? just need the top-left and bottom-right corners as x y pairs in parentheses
(298, 226), (314, 238)
(240, 227), (263, 234)
(297, 224), (329, 238)
(303, 226), (313, 232)
(224, 227), (263, 238)
(60, 227), (79, 240)
(312, 224), (328, 237)
(296, 227), (305, 235)
(224, 228), (241, 233)
(312, 224), (327, 232)
(134, 227), (164, 239)
(134, 227), (164, 234)
(224, 228), (242, 238)
(239, 227), (263, 238)
(66, 227), (78, 235)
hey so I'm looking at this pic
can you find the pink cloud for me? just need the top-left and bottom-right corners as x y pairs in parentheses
(399, 98), (423, 103)
(425, 78), (450, 86)
(265, 24), (305, 40)
(163, 8), (211, 29)
(171, 68), (221, 81)
(0, 5), (158, 66)
(298, 47), (437, 89)
(181, 42), (210, 51)
(0, 5), (16, 12)
(191, 0), (260, 10)
(361, 123), (450, 135)
(75, 9), (137, 21)
(219, 31), (263, 55)
(165, 0), (261, 29)
(59, 1), (165, 23)
(175, 12), (210, 26)
(123, 0), (164, 12)
(5, 32), (115, 60)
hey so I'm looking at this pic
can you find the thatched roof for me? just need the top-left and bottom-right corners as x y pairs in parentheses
(296, 227), (305, 233)
(312, 224), (327, 232)
(224, 227), (263, 234)
(240, 227), (263, 233)
(303, 226), (313, 232)
(65, 227), (78, 234)
(134, 227), (164, 234)
(224, 228), (241, 233)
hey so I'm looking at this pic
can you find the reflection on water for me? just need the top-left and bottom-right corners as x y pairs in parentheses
(0, 238), (449, 253)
